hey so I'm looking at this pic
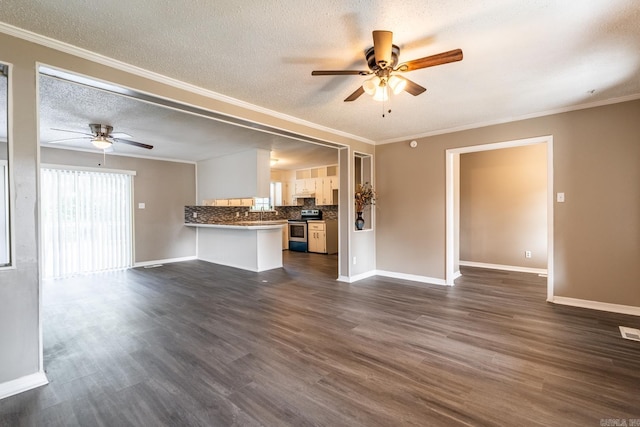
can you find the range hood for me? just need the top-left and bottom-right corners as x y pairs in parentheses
(292, 191), (315, 199)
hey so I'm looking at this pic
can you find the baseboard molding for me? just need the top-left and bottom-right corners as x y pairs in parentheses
(453, 270), (462, 280)
(336, 275), (351, 283)
(341, 270), (378, 283)
(459, 261), (547, 275)
(134, 256), (197, 268)
(551, 297), (640, 317)
(374, 270), (448, 287)
(0, 371), (48, 400)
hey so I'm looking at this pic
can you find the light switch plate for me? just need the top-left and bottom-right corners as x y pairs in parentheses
(556, 192), (565, 203)
(138, 202), (145, 209)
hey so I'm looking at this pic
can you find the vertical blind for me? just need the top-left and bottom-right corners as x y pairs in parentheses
(41, 168), (133, 279)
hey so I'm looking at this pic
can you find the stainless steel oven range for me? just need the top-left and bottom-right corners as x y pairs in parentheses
(288, 209), (322, 252)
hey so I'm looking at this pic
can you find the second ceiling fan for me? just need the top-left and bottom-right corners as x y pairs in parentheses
(312, 31), (463, 102)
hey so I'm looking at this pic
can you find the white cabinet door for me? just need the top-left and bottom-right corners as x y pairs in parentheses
(308, 222), (326, 253)
(316, 177), (338, 206)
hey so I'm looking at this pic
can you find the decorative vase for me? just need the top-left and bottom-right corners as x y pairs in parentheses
(355, 211), (365, 230)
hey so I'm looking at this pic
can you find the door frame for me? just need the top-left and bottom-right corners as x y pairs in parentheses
(445, 135), (554, 301)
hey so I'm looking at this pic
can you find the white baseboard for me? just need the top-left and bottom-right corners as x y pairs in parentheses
(374, 270), (448, 286)
(453, 270), (462, 280)
(551, 297), (640, 317)
(0, 371), (48, 400)
(341, 270), (378, 283)
(459, 261), (547, 275)
(338, 269), (448, 286)
(134, 255), (197, 268)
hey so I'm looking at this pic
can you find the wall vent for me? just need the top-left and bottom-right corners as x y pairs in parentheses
(619, 326), (640, 342)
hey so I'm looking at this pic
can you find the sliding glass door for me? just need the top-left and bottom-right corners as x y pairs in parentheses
(41, 168), (133, 278)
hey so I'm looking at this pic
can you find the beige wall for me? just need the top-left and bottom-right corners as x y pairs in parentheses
(376, 99), (640, 307)
(41, 148), (196, 263)
(459, 144), (547, 269)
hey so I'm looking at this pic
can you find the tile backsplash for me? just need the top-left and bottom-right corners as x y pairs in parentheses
(185, 198), (338, 223)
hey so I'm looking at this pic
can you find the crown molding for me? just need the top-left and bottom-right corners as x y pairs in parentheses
(0, 22), (374, 146)
(377, 93), (640, 145)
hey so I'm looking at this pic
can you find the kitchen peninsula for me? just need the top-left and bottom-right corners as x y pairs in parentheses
(185, 222), (286, 272)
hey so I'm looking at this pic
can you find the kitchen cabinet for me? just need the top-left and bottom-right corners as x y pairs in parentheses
(294, 178), (316, 195)
(308, 222), (326, 254)
(227, 198), (254, 207)
(315, 176), (339, 206)
(307, 220), (338, 254)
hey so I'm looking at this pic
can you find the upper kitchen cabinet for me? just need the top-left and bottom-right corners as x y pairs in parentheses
(270, 169), (298, 207)
(197, 149), (270, 202)
(291, 165), (339, 206)
(316, 176), (339, 206)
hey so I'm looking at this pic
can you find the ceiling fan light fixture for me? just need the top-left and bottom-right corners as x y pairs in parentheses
(362, 76), (380, 95)
(372, 84), (389, 102)
(388, 75), (407, 95)
(91, 136), (112, 150)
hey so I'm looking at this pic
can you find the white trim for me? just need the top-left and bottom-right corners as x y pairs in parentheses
(35, 63), (45, 375)
(1, 23), (373, 146)
(340, 269), (449, 286)
(134, 256), (197, 268)
(0, 160), (9, 267)
(40, 163), (137, 175)
(343, 270), (378, 283)
(551, 297), (640, 317)
(545, 137), (555, 301)
(453, 270), (462, 280)
(377, 93), (640, 145)
(459, 261), (548, 275)
(445, 136), (554, 299)
(5, 62), (15, 271)
(375, 270), (448, 286)
(0, 371), (49, 400)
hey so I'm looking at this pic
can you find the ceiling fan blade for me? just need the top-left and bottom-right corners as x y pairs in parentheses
(399, 49), (463, 72)
(114, 138), (154, 150)
(372, 30), (393, 68)
(50, 128), (93, 137)
(109, 132), (133, 139)
(403, 78), (427, 96)
(344, 86), (365, 102)
(312, 70), (369, 76)
(46, 137), (91, 144)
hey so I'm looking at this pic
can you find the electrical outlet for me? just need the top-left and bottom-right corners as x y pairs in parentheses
(525, 251), (532, 258)
(353, 256), (357, 265)
(192, 212), (197, 218)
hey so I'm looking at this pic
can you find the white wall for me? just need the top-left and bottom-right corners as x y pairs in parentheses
(197, 149), (270, 201)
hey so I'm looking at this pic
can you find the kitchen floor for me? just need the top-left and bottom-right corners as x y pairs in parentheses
(1, 261), (638, 426)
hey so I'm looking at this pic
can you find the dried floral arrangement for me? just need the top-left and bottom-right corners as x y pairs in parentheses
(354, 182), (377, 212)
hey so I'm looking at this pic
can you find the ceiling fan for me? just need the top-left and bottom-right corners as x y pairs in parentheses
(47, 124), (153, 151)
(312, 30), (463, 102)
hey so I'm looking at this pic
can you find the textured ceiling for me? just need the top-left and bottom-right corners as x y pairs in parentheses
(38, 76), (339, 167)
(0, 0), (639, 147)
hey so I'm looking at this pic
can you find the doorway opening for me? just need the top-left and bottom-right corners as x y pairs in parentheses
(446, 135), (554, 300)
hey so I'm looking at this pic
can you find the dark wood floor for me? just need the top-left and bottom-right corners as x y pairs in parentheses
(1, 252), (639, 426)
